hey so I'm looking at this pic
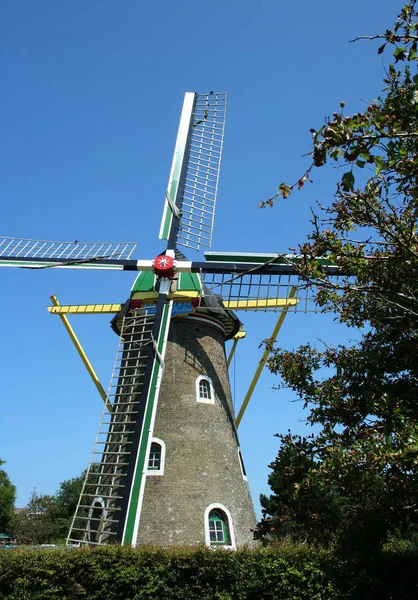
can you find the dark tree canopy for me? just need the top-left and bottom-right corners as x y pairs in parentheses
(0, 459), (16, 534)
(257, 1), (418, 554)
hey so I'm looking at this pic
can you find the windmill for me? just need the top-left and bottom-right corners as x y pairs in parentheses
(0, 92), (340, 548)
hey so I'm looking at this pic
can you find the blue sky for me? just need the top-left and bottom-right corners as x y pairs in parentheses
(1, 1), (398, 514)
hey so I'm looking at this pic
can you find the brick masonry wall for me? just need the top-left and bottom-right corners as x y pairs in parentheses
(136, 314), (257, 548)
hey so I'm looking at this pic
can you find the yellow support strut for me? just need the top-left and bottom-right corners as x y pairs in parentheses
(49, 295), (112, 413)
(47, 297), (299, 316)
(227, 329), (247, 368)
(235, 287), (297, 428)
(48, 303), (122, 315)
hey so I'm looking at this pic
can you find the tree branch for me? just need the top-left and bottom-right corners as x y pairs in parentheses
(349, 34), (418, 43)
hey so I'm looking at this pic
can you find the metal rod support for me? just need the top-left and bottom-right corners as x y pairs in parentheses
(49, 295), (112, 413)
(235, 286), (297, 428)
(227, 339), (239, 368)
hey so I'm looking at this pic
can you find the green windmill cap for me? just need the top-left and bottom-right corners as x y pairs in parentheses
(130, 271), (202, 297)
(130, 271), (156, 296)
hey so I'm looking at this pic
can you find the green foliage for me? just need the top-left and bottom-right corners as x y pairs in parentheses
(0, 458), (16, 534)
(54, 474), (83, 518)
(10, 473), (84, 545)
(257, 1), (418, 555)
(11, 491), (68, 545)
(0, 545), (417, 600)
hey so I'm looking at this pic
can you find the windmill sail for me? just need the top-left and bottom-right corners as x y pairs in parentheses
(201, 270), (317, 312)
(159, 92), (227, 251)
(199, 251), (346, 313)
(0, 236), (137, 268)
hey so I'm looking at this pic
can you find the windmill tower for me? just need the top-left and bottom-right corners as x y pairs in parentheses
(0, 91), (341, 548)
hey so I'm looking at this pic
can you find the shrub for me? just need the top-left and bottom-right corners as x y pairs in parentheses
(0, 544), (417, 599)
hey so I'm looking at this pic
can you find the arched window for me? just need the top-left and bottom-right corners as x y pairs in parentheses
(208, 510), (230, 545)
(88, 497), (105, 543)
(196, 376), (215, 404)
(204, 503), (236, 548)
(147, 438), (166, 475)
(199, 379), (211, 400)
(148, 443), (161, 470)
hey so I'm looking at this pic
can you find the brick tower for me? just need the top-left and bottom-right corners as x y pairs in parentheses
(135, 310), (256, 547)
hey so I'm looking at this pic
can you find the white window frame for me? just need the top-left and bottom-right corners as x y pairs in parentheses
(196, 375), (215, 404)
(146, 437), (166, 476)
(237, 448), (248, 481)
(204, 503), (236, 549)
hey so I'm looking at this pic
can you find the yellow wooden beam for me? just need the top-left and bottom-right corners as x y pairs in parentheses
(235, 286), (297, 428)
(223, 298), (298, 310)
(233, 330), (247, 339)
(48, 297), (299, 315)
(48, 303), (122, 315)
(49, 295), (112, 413)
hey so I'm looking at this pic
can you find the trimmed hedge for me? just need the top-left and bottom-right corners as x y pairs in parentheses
(0, 545), (417, 600)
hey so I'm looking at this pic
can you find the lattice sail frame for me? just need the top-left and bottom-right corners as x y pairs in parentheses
(198, 251), (347, 313)
(0, 235), (137, 265)
(159, 92), (227, 251)
(200, 271), (345, 313)
(179, 92), (227, 249)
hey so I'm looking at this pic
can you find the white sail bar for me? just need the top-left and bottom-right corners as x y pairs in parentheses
(159, 92), (227, 251)
(0, 236), (137, 264)
(177, 92), (227, 250)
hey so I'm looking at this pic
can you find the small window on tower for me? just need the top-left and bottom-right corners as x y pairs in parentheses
(204, 504), (235, 548)
(208, 509), (231, 545)
(148, 443), (161, 470)
(147, 438), (166, 475)
(196, 376), (215, 404)
(199, 379), (211, 400)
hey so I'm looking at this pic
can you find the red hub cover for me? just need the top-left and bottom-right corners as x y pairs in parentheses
(153, 254), (175, 279)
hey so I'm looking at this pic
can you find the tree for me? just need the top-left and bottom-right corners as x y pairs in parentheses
(10, 472), (84, 545)
(54, 473), (84, 519)
(11, 491), (64, 544)
(256, 1), (418, 554)
(0, 458), (16, 534)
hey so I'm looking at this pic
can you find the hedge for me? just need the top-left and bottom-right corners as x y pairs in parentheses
(0, 544), (417, 600)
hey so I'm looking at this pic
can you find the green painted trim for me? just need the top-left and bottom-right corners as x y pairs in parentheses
(160, 151), (184, 240)
(122, 301), (171, 545)
(178, 272), (201, 293)
(131, 271), (156, 295)
(209, 511), (230, 545)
